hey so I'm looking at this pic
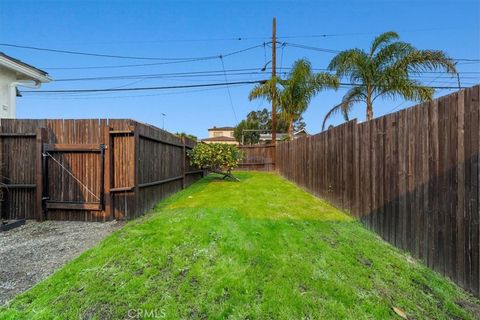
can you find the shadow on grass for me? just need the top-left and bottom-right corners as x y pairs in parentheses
(2, 171), (479, 320)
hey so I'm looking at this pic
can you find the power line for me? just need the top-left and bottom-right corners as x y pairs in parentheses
(22, 80), (470, 95)
(454, 58), (480, 62)
(284, 42), (341, 54)
(278, 67), (480, 75)
(54, 69), (267, 81)
(284, 42), (480, 63)
(222, 44), (269, 58)
(0, 42), (218, 61)
(39, 44), (266, 70)
(276, 27), (466, 40)
(279, 42), (285, 70)
(22, 80), (265, 93)
(49, 68), (480, 83)
(43, 58), (217, 70)
(336, 83), (467, 89)
(387, 73), (455, 113)
(21, 83), (251, 100)
(20, 36), (272, 46)
(17, 27), (460, 46)
(219, 57), (238, 122)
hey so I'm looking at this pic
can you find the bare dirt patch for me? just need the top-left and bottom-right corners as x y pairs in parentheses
(0, 220), (124, 305)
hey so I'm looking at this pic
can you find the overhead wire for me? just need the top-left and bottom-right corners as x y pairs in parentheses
(21, 83), (251, 100)
(0, 42), (218, 61)
(284, 42), (480, 64)
(37, 43), (267, 70)
(22, 80), (469, 95)
(54, 69), (268, 82)
(219, 56), (238, 122)
(21, 80), (266, 93)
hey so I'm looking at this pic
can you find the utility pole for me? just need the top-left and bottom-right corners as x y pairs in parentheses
(271, 17), (277, 146)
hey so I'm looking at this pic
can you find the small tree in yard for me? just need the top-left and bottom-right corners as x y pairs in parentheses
(188, 143), (243, 181)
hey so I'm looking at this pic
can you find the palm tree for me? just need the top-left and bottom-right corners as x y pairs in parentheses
(322, 31), (457, 130)
(250, 58), (338, 138)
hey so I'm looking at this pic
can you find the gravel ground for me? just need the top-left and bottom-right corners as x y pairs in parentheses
(0, 220), (124, 305)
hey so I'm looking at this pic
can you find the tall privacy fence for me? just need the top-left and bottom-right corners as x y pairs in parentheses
(276, 85), (480, 297)
(238, 144), (276, 171)
(0, 119), (203, 222)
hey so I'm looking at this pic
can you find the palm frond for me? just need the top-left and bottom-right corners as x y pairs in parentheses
(370, 31), (400, 56)
(374, 41), (415, 67)
(248, 77), (282, 102)
(325, 31), (457, 122)
(394, 49), (457, 75)
(328, 49), (369, 80)
(312, 72), (340, 91)
(322, 103), (344, 131)
(378, 77), (435, 102)
(322, 86), (365, 130)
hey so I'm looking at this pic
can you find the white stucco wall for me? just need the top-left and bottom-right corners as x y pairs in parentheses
(0, 67), (16, 119)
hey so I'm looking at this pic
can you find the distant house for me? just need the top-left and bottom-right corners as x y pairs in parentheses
(258, 129), (309, 143)
(293, 128), (309, 138)
(258, 133), (289, 143)
(201, 126), (238, 145)
(0, 52), (51, 119)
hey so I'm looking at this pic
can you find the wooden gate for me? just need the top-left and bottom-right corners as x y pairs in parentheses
(42, 143), (106, 218)
(0, 119), (203, 222)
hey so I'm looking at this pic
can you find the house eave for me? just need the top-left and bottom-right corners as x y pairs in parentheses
(0, 56), (52, 83)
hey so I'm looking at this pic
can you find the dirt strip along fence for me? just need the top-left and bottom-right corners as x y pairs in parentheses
(0, 119), (203, 222)
(238, 144), (276, 171)
(277, 85), (480, 297)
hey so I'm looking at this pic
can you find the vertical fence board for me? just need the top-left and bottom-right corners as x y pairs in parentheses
(276, 85), (480, 297)
(0, 118), (202, 222)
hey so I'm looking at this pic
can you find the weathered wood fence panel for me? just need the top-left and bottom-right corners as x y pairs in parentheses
(276, 85), (480, 297)
(0, 119), (202, 222)
(277, 120), (357, 212)
(238, 144), (275, 171)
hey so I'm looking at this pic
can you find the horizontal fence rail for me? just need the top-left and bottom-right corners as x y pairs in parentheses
(276, 85), (480, 297)
(0, 119), (203, 222)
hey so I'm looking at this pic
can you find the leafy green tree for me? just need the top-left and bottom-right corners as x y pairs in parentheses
(250, 59), (338, 138)
(322, 31), (457, 130)
(175, 132), (197, 141)
(234, 108), (306, 144)
(234, 119), (260, 145)
(188, 143), (243, 181)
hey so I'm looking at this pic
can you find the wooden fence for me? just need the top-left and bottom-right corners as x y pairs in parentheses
(238, 144), (276, 171)
(277, 85), (480, 297)
(0, 119), (203, 222)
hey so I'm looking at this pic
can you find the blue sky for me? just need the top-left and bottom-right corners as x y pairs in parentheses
(0, 0), (479, 139)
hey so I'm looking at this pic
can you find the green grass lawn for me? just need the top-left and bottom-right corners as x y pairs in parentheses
(1, 172), (479, 319)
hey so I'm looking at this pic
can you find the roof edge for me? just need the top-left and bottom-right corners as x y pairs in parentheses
(0, 53), (51, 83)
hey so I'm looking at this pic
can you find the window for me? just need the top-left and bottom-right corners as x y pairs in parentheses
(213, 132), (222, 137)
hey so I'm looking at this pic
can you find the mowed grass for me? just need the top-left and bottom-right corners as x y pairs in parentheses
(1, 172), (479, 319)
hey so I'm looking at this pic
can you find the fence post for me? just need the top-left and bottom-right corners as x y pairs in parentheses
(133, 125), (140, 219)
(273, 141), (277, 171)
(103, 125), (112, 220)
(352, 120), (360, 218)
(35, 128), (45, 221)
(181, 137), (186, 189)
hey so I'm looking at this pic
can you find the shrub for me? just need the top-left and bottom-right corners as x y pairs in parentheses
(188, 143), (243, 180)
